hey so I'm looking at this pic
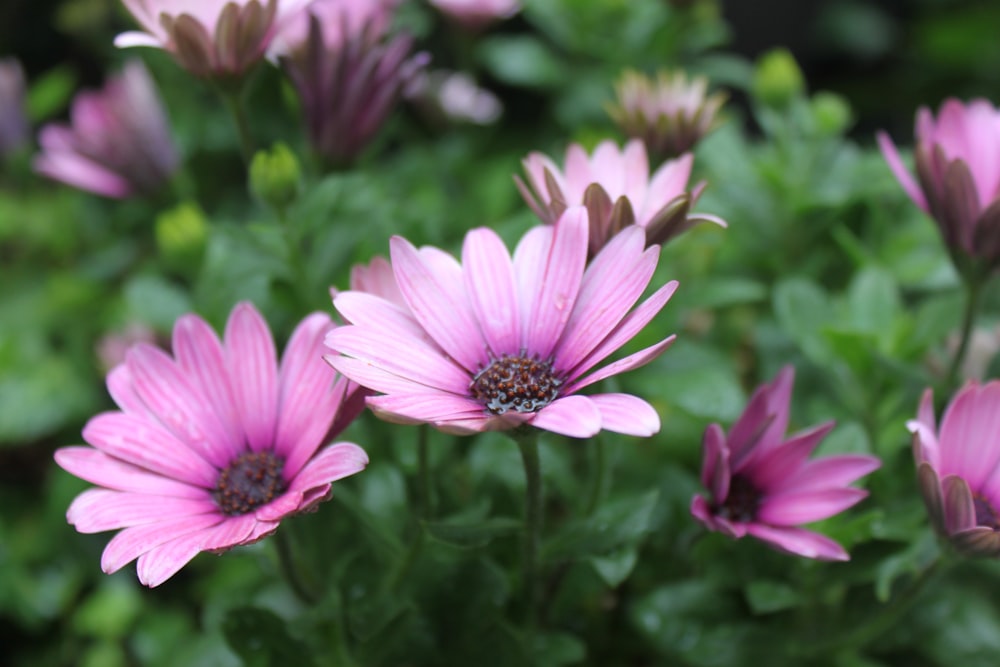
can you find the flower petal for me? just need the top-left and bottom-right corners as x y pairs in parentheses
(744, 524), (849, 561)
(530, 395), (602, 438)
(288, 442), (369, 494)
(757, 488), (869, 526)
(67, 488), (219, 533)
(462, 227), (521, 357)
(101, 513), (224, 575)
(586, 393), (660, 437)
(565, 335), (675, 394)
(224, 303), (280, 453)
(54, 447), (205, 499)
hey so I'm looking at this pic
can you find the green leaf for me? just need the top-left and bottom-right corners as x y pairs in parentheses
(846, 266), (901, 337)
(543, 490), (659, 562)
(773, 277), (833, 362)
(123, 274), (192, 332)
(533, 632), (586, 666)
(423, 516), (522, 549)
(478, 36), (566, 88)
(588, 546), (639, 588)
(221, 607), (316, 667)
(27, 66), (76, 122)
(744, 580), (801, 614)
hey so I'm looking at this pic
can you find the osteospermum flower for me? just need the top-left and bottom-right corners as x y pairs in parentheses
(55, 302), (368, 587)
(691, 367), (880, 561)
(33, 60), (178, 199)
(325, 206), (678, 438)
(428, 0), (520, 31)
(878, 99), (1000, 278)
(909, 382), (1000, 556)
(607, 68), (727, 160)
(515, 139), (726, 257)
(115, 0), (311, 79)
(276, 1), (428, 166)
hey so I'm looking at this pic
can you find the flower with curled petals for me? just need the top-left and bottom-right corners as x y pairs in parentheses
(115, 0), (311, 79)
(878, 99), (1000, 278)
(691, 367), (880, 561)
(324, 206), (678, 439)
(515, 139), (726, 257)
(55, 302), (368, 587)
(909, 382), (1000, 557)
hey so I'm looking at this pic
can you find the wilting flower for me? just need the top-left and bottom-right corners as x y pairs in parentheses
(878, 99), (1000, 278)
(0, 58), (28, 159)
(516, 139), (725, 257)
(33, 61), (178, 199)
(115, 0), (311, 79)
(276, 0), (428, 165)
(607, 69), (726, 160)
(55, 302), (368, 586)
(325, 206), (678, 438)
(428, 0), (520, 31)
(909, 382), (1000, 556)
(691, 367), (880, 561)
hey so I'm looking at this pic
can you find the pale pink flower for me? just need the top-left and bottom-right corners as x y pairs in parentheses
(324, 206), (678, 438)
(55, 302), (368, 587)
(115, 0), (311, 78)
(428, 0), (520, 31)
(268, 0), (396, 57)
(607, 69), (727, 160)
(516, 139), (726, 257)
(349, 255), (406, 307)
(277, 1), (428, 165)
(909, 382), (1000, 556)
(878, 99), (1000, 276)
(691, 367), (881, 561)
(33, 60), (178, 199)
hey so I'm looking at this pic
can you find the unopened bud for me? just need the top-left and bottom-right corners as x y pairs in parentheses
(155, 202), (207, 273)
(752, 48), (805, 109)
(249, 143), (302, 212)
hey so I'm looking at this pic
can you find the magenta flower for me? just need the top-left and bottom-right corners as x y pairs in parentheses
(277, 1), (428, 166)
(691, 367), (881, 561)
(909, 382), (1000, 556)
(878, 99), (1000, 276)
(325, 206), (678, 438)
(55, 302), (368, 587)
(516, 139), (726, 257)
(115, 0), (311, 79)
(33, 60), (178, 199)
(428, 0), (520, 31)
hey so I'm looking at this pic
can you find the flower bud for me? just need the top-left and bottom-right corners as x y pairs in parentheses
(155, 202), (207, 273)
(752, 48), (805, 109)
(249, 143), (302, 212)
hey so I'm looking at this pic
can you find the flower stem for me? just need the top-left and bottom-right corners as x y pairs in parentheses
(516, 430), (543, 636)
(220, 88), (255, 165)
(275, 526), (318, 605)
(945, 277), (983, 390)
(417, 424), (432, 520)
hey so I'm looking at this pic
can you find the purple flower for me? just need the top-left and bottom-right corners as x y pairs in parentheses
(516, 139), (726, 257)
(324, 206), (678, 438)
(55, 303), (368, 587)
(33, 61), (178, 199)
(691, 367), (881, 561)
(909, 382), (1000, 556)
(115, 0), (311, 79)
(277, 1), (428, 165)
(0, 58), (28, 159)
(878, 99), (1000, 276)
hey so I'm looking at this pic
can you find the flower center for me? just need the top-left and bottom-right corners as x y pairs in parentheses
(213, 451), (287, 516)
(470, 354), (562, 415)
(715, 474), (761, 523)
(974, 494), (1000, 530)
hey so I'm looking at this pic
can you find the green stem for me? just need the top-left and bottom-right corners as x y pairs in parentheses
(584, 433), (607, 516)
(274, 527), (318, 605)
(417, 424), (432, 519)
(946, 278), (983, 390)
(516, 430), (543, 635)
(220, 88), (255, 164)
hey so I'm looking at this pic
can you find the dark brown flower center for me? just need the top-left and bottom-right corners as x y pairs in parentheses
(471, 354), (562, 415)
(974, 494), (1000, 530)
(213, 451), (287, 516)
(714, 474), (762, 523)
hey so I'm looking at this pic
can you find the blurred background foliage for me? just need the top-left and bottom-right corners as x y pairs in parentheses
(3, 0), (1000, 665)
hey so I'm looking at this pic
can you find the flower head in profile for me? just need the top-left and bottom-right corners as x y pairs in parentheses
(607, 69), (726, 160)
(115, 0), (311, 79)
(878, 99), (1000, 278)
(428, 0), (520, 31)
(55, 302), (368, 587)
(0, 58), (28, 159)
(515, 139), (726, 257)
(909, 382), (1000, 557)
(33, 61), (178, 199)
(276, 0), (428, 166)
(691, 367), (880, 561)
(325, 206), (678, 438)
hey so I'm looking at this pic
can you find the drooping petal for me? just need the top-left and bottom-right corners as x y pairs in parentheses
(101, 513), (224, 574)
(54, 447), (205, 499)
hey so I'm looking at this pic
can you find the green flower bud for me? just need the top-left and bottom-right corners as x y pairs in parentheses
(810, 91), (853, 135)
(752, 48), (805, 109)
(249, 142), (302, 213)
(155, 202), (207, 273)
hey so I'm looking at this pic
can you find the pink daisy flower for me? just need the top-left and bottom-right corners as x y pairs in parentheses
(909, 382), (1000, 556)
(691, 367), (881, 561)
(55, 302), (369, 587)
(324, 206), (678, 439)
(515, 139), (726, 257)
